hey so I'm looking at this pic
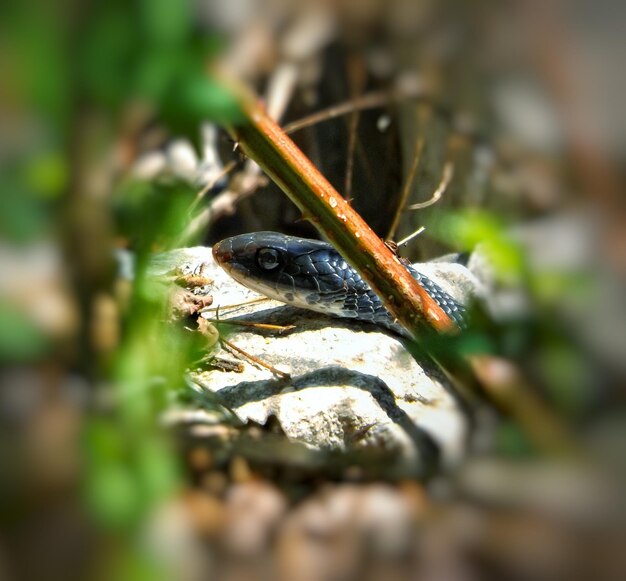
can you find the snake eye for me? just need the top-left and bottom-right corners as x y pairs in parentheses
(256, 247), (281, 270)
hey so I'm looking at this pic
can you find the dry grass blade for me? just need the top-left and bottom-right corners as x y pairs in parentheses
(220, 337), (291, 380)
(206, 318), (296, 334)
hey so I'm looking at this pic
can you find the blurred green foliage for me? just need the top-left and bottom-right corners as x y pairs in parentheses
(84, 419), (180, 531)
(0, 302), (48, 362)
(433, 209), (525, 281)
(1, 0), (238, 576)
(0, 178), (52, 243)
(114, 179), (199, 251)
(431, 208), (597, 430)
(0, 0), (241, 242)
(495, 421), (536, 457)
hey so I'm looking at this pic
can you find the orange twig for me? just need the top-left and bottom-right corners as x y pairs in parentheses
(226, 90), (456, 336)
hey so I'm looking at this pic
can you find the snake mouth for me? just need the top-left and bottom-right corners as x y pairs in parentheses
(212, 240), (232, 265)
(212, 240), (252, 283)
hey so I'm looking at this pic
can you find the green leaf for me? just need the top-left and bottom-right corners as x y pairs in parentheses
(23, 151), (68, 198)
(0, 303), (48, 361)
(162, 74), (244, 129)
(136, 437), (180, 507)
(138, 0), (192, 46)
(432, 209), (525, 281)
(84, 462), (142, 529)
(0, 182), (50, 242)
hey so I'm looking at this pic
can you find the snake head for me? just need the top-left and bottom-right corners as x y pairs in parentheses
(213, 231), (288, 284)
(212, 232), (354, 314)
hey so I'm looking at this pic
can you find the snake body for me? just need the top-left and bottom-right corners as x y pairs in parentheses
(212, 232), (466, 336)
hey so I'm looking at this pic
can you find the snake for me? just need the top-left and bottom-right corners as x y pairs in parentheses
(212, 231), (467, 337)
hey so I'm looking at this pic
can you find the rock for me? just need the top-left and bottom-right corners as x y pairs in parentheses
(150, 246), (482, 477)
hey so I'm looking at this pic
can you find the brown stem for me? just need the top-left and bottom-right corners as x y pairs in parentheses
(225, 89), (457, 336)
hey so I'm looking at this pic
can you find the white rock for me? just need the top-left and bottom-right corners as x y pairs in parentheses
(151, 246), (479, 475)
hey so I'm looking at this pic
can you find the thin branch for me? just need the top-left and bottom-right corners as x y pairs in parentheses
(205, 318), (296, 334)
(386, 137), (424, 240)
(396, 226), (426, 247)
(283, 90), (392, 135)
(282, 84), (434, 135)
(343, 57), (366, 202)
(180, 170), (268, 243)
(220, 337), (291, 380)
(200, 297), (271, 315)
(193, 159), (237, 205)
(344, 107), (359, 202)
(406, 161), (454, 211)
(225, 85), (458, 335)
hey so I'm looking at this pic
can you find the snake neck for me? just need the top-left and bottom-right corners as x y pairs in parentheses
(213, 232), (467, 334)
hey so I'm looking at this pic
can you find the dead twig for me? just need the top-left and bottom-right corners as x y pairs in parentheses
(200, 297), (272, 315)
(282, 84), (434, 135)
(192, 159), (237, 205)
(220, 336), (291, 380)
(387, 137), (424, 240)
(206, 318), (296, 334)
(182, 170), (269, 242)
(396, 226), (426, 247)
(406, 161), (454, 210)
(224, 83), (457, 335)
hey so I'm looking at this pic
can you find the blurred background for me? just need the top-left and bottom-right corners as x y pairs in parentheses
(1, 0), (625, 579)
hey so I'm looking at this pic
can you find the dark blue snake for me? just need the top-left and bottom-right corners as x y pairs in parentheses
(212, 232), (466, 336)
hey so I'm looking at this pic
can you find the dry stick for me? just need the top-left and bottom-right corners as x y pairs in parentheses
(396, 226), (426, 247)
(182, 147), (239, 243)
(200, 296), (271, 313)
(226, 91), (456, 336)
(283, 90), (391, 135)
(386, 137), (424, 240)
(282, 85), (434, 135)
(406, 161), (454, 210)
(182, 170), (268, 243)
(220, 337), (291, 380)
(343, 57), (366, 202)
(344, 107), (360, 202)
(193, 159), (237, 205)
(206, 318), (296, 333)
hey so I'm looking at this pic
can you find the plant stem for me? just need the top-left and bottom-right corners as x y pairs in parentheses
(226, 89), (457, 337)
